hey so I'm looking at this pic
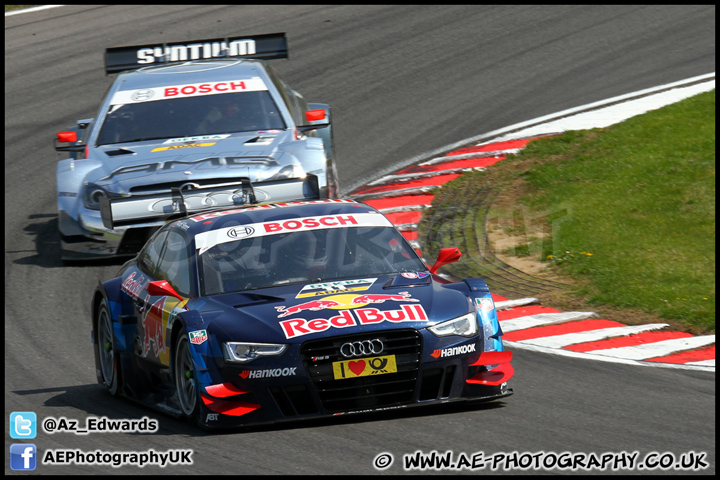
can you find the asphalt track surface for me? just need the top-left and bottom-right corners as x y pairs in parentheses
(5, 5), (715, 475)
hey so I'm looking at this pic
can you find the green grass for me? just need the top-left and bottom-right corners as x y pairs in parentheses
(5, 5), (37, 12)
(423, 90), (715, 332)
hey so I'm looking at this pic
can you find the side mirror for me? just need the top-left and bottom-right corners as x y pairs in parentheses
(55, 119), (93, 158)
(146, 280), (184, 300)
(57, 131), (77, 143)
(430, 247), (462, 274)
(305, 109), (326, 122)
(55, 130), (86, 156)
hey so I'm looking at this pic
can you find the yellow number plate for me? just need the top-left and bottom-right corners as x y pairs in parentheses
(332, 355), (397, 380)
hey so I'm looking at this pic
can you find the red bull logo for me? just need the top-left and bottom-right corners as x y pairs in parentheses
(276, 292), (419, 318)
(350, 292), (419, 304)
(279, 304), (428, 339)
(275, 300), (343, 318)
(121, 272), (145, 300)
(142, 297), (167, 358)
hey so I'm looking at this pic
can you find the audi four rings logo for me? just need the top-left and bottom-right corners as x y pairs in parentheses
(340, 339), (384, 358)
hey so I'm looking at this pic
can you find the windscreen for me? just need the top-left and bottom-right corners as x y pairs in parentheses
(96, 91), (285, 145)
(199, 226), (427, 296)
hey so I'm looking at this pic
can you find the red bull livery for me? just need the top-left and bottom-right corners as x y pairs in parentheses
(275, 300), (343, 318)
(91, 200), (513, 430)
(350, 292), (419, 304)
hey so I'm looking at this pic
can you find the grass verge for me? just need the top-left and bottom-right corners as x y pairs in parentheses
(5, 5), (37, 13)
(420, 90), (715, 334)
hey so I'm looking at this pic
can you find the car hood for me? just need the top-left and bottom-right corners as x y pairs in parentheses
(88, 130), (299, 193)
(199, 273), (472, 344)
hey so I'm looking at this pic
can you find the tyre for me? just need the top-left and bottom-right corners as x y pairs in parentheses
(96, 298), (121, 395)
(174, 329), (199, 421)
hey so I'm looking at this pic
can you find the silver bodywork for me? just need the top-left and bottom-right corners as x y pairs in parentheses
(56, 49), (338, 260)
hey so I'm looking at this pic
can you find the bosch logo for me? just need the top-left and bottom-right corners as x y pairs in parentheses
(227, 226), (255, 239)
(131, 89), (155, 101)
(340, 339), (384, 358)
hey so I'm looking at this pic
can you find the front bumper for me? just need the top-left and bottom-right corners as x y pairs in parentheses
(60, 177), (323, 260)
(195, 329), (513, 429)
(59, 209), (164, 260)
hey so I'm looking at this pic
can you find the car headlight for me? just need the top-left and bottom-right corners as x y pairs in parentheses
(428, 312), (478, 338)
(223, 342), (288, 364)
(82, 182), (120, 210)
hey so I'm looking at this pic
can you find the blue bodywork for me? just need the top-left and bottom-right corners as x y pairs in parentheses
(91, 200), (513, 429)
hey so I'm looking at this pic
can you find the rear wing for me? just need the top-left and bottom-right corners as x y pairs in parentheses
(104, 32), (288, 74)
(99, 176), (319, 229)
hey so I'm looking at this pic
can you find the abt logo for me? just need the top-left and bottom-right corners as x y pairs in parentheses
(10, 444), (37, 471)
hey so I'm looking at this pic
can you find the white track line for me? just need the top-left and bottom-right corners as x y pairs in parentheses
(686, 359), (715, 367)
(480, 78), (716, 145)
(343, 72), (715, 195)
(495, 298), (539, 310)
(350, 185), (438, 200)
(506, 340), (715, 372)
(5, 5), (64, 16)
(585, 335), (716, 361)
(500, 312), (596, 333)
(419, 150), (519, 166)
(367, 167), (484, 186)
(516, 323), (669, 348)
(391, 223), (419, 232)
(376, 205), (431, 214)
(475, 74), (716, 146)
(367, 149), (520, 187)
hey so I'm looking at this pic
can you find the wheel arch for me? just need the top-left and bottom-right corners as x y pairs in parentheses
(168, 309), (204, 375)
(91, 283), (110, 343)
(169, 315), (187, 377)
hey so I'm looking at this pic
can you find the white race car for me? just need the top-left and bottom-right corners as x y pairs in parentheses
(55, 33), (338, 260)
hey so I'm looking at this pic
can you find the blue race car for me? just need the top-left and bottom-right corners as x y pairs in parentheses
(91, 199), (513, 429)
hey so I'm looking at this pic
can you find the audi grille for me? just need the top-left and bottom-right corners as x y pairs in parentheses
(300, 329), (422, 412)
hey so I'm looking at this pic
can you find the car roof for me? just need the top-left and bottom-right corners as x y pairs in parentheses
(113, 59), (271, 91)
(174, 200), (381, 237)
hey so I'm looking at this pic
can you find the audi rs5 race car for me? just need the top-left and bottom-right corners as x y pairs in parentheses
(91, 199), (513, 430)
(55, 33), (339, 260)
